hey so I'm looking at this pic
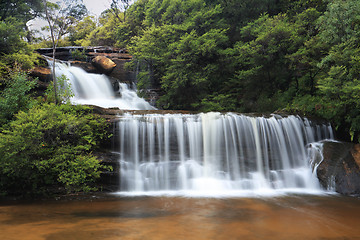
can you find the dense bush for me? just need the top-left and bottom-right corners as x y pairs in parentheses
(0, 17), (39, 76)
(0, 71), (36, 126)
(0, 103), (111, 197)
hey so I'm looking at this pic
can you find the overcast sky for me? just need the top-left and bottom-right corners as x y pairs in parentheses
(83, 0), (112, 16)
(28, 0), (113, 38)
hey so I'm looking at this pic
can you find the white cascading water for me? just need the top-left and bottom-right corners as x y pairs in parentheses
(115, 112), (334, 197)
(51, 62), (155, 110)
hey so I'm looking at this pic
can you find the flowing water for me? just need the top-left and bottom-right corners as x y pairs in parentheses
(1, 195), (360, 240)
(51, 62), (155, 110)
(115, 112), (333, 197)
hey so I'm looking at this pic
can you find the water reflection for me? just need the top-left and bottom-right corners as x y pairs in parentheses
(1, 195), (360, 240)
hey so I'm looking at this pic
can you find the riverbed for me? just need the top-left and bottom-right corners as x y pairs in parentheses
(1, 194), (359, 240)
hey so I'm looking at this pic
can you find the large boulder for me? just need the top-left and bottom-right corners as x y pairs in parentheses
(315, 141), (360, 195)
(91, 56), (116, 74)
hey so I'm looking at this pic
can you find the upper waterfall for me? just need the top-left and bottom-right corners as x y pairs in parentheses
(51, 62), (155, 110)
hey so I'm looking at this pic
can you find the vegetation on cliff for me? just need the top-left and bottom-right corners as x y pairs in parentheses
(0, 72), (111, 197)
(0, 103), (110, 197)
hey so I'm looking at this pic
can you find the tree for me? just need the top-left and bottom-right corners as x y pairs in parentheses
(84, 10), (119, 46)
(313, 0), (360, 141)
(226, 14), (304, 112)
(129, 0), (229, 109)
(219, 0), (283, 43)
(286, 0), (360, 142)
(0, 0), (43, 42)
(0, 18), (39, 76)
(279, 0), (326, 16)
(42, 0), (87, 104)
(0, 0), (43, 22)
(110, 0), (132, 23)
(68, 15), (96, 46)
(317, 0), (360, 46)
(286, 8), (325, 95)
(0, 17), (27, 55)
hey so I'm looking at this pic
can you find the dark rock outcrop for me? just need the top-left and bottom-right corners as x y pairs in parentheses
(29, 66), (52, 82)
(315, 141), (360, 195)
(70, 61), (97, 73)
(94, 151), (120, 192)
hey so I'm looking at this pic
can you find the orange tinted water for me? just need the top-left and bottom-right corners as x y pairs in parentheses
(0, 195), (360, 240)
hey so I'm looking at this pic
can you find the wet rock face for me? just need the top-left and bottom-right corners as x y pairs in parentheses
(70, 61), (97, 73)
(29, 66), (52, 82)
(94, 151), (120, 192)
(317, 141), (360, 195)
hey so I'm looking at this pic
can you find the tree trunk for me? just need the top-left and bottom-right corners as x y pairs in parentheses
(43, 0), (58, 104)
(52, 46), (58, 105)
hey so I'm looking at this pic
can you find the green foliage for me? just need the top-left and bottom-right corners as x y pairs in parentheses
(68, 16), (96, 46)
(45, 74), (74, 104)
(0, 103), (110, 196)
(0, 0), (43, 23)
(0, 17), (39, 75)
(81, 11), (119, 47)
(0, 17), (27, 54)
(70, 49), (87, 61)
(280, 0), (326, 15)
(2, 50), (39, 70)
(219, 0), (283, 43)
(34, 38), (72, 48)
(129, 1), (229, 109)
(0, 0), (43, 42)
(227, 13), (305, 112)
(193, 93), (239, 112)
(305, 0), (360, 141)
(317, 0), (360, 46)
(0, 71), (36, 126)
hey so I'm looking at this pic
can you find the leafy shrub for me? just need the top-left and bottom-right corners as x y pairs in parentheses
(0, 17), (26, 55)
(70, 49), (87, 61)
(0, 103), (111, 197)
(193, 94), (239, 112)
(45, 74), (74, 104)
(0, 71), (36, 126)
(1, 50), (39, 70)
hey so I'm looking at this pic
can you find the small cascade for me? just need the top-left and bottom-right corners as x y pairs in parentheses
(307, 140), (338, 192)
(115, 112), (334, 197)
(51, 61), (155, 110)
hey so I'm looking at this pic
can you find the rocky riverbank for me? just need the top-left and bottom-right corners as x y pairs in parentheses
(313, 140), (360, 196)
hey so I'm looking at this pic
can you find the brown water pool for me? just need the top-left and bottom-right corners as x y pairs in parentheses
(0, 194), (360, 240)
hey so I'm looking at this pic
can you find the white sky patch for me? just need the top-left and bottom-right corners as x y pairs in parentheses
(83, 0), (112, 16)
(28, 0), (112, 38)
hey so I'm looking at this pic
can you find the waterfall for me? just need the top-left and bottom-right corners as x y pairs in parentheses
(51, 62), (155, 110)
(115, 112), (334, 197)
